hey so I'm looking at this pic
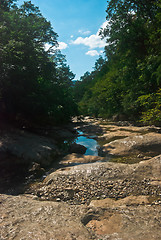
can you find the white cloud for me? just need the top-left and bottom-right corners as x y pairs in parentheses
(78, 29), (91, 35)
(86, 50), (99, 56)
(70, 35), (74, 38)
(44, 41), (68, 52)
(58, 42), (68, 50)
(44, 43), (50, 51)
(86, 50), (104, 57)
(71, 35), (106, 49)
(100, 21), (109, 31)
(71, 21), (108, 49)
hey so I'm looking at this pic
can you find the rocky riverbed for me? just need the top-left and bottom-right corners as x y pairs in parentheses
(0, 117), (161, 239)
(26, 155), (161, 206)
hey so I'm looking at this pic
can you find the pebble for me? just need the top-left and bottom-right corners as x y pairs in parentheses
(56, 198), (61, 202)
(25, 173), (161, 205)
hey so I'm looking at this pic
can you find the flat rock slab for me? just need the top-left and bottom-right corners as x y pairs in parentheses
(1, 155), (161, 240)
(0, 128), (58, 165)
(101, 133), (161, 157)
(60, 153), (105, 165)
(86, 196), (161, 240)
(0, 194), (161, 240)
(99, 124), (161, 133)
(46, 154), (161, 181)
(1, 119), (161, 239)
(0, 194), (91, 240)
(98, 130), (140, 143)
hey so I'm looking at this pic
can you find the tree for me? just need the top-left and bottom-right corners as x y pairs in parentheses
(74, 0), (161, 122)
(100, 0), (161, 119)
(0, 1), (77, 124)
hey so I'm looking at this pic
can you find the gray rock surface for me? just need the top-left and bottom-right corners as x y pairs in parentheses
(1, 155), (161, 240)
(101, 133), (161, 157)
(86, 196), (161, 240)
(1, 118), (161, 239)
(0, 127), (59, 165)
(29, 155), (161, 205)
(0, 194), (91, 240)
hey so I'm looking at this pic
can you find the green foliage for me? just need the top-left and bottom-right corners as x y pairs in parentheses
(73, 0), (161, 124)
(137, 89), (161, 125)
(0, 0), (77, 125)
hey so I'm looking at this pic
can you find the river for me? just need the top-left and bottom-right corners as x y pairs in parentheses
(75, 130), (99, 156)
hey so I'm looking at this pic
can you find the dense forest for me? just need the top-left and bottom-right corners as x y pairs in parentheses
(0, 0), (77, 125)
(73, 0), (161, 125)
(1, 0), (161, 126)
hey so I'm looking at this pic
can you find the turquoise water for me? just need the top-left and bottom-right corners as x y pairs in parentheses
(75, 131), (99, 156)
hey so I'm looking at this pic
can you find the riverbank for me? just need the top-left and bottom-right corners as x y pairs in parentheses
(0, 119), (80, 193)
(0, 117), (161, 239)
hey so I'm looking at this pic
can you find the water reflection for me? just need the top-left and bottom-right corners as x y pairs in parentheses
(75, 131), (99, 156)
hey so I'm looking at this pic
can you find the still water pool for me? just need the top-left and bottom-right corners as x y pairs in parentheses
(75, 131), (99, 156)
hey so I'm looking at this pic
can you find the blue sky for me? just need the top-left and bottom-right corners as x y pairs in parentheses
(18, 0), (108, 80)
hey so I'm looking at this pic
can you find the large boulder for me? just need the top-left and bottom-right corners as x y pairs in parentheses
(0, 127), (59, 166)
(69, 143), (87, 154)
